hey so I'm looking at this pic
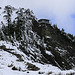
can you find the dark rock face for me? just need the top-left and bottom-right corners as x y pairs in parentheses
(27, 62), (40, 71)
(32, 20), (75, 70)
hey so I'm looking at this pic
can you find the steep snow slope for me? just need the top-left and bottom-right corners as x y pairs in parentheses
(0, 41), (75, 75)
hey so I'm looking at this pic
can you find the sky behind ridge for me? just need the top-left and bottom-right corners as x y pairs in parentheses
(0, 0), (75, 35)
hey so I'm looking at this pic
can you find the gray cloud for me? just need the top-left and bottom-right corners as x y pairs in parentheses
(0, 0), (75, 35)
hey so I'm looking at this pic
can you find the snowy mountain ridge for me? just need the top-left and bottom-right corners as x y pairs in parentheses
(0, 5), (75, 75)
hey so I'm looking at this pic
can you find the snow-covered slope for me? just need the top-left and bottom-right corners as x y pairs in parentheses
(0, 41), (75, 75)
(0, 6), (75, 75)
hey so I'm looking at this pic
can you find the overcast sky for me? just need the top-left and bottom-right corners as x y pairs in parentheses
(0, 0), (75, 35)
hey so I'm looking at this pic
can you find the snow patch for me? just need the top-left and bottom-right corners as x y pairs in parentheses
(45, 50), (53, 56)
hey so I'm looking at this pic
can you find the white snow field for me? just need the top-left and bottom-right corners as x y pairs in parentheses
(0, 41), (75, 75)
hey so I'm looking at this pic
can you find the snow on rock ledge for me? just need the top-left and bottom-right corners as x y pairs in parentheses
(45, 50), (53, 56)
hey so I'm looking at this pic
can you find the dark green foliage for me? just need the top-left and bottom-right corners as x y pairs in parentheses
(3, 5), (16, 38)
(0, 6), (35, 41)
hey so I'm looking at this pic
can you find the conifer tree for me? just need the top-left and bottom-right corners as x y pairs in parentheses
(3, 5), (16, 38)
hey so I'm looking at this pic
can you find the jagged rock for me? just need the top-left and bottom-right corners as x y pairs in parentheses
(12, 66), (18, 70)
